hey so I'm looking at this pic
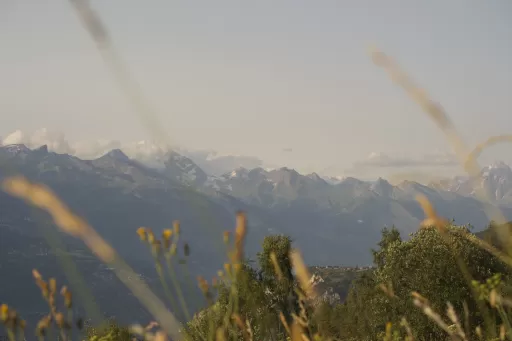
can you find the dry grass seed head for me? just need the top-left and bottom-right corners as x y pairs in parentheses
(415, 194), (449, 232)
(216, 327), (227, 341)
(232, 314), (250, 340)
(197, 276), (209, 295)
(379, 283), (395, 298)
(290, 249), (316, 299)
(2, 177), (182, 338)
(49, 278), (57, 295)
(290, 321), (305, 341)
(400, 318), (414, 341)
(500, 324), (506, 340)
(234, 211), (247, 262)
(446, 303), (467, 341)
(32, 269), (42, 280)
(270, 252), (284, 281)
(36, 314), (52, 337)
(61, 287), (73, 308)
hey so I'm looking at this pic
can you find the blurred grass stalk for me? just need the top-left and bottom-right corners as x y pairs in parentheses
(370, 47), (511, 250)
(1, 176), (182, 340)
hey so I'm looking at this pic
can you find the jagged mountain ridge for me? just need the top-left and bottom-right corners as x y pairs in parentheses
(2, 143), (512, 265)
(430, 161), (512, 204)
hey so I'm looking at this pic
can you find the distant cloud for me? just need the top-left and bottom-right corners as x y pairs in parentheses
(2, 128), (75, 155)
(183, 150), (265, 175)
(352, 151), (459, 169)
(73, 139), (123, 160)
(0, 128), (267, 175)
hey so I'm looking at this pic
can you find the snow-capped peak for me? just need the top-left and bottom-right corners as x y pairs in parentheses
(307, 172), (322, 181)
(480, 161), (512, 180)
(1, 144), (31, 156)
(487, 161), (510, 170)
(227, 167), (249, 179)
(322, 175), (346, 185)
(370, 178), (393, 196)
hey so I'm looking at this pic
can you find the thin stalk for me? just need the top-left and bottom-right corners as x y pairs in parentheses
(6, 327), (16, 341)
(165, 255), (191, 321)
(496, 305), (512, 341)
(155, 262), (180, 317)
(66, 309), (73, 341)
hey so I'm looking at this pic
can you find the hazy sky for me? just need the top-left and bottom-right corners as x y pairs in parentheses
(1, 0), (511, 179)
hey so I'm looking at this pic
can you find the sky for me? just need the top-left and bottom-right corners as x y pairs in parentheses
(1, 0), (511, 180)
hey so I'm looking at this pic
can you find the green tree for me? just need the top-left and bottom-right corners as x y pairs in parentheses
(257, 235), (299, 321)
(345, 225), (511, 341)
(372, 226), (401, 268)
(185, 235), (297, 341)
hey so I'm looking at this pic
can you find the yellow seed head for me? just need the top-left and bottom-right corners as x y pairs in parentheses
(223, 263), (231, 276)
(0, 304), (8, 322)
(137, 227), (147, 241)
(162, 229), (173, 241)
(217, 270), (224, 278)
(55, 312), (65, 328)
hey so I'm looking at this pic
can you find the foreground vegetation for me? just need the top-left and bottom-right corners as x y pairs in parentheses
(3, 214), (512, 341)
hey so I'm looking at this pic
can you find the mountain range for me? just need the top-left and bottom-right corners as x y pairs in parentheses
(3, 143), (512, 263)
(1, 143), (512, 330)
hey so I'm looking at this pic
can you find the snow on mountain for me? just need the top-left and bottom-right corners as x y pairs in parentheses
(162, 150), (208, 187)
(478, 161), (512, 201)
(430, 161), (512, 202)
(369, 178), (394, 197)
(322, 175), (346, 185)
(0, 144), (31, 157)
(4, 142), (512, 210)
